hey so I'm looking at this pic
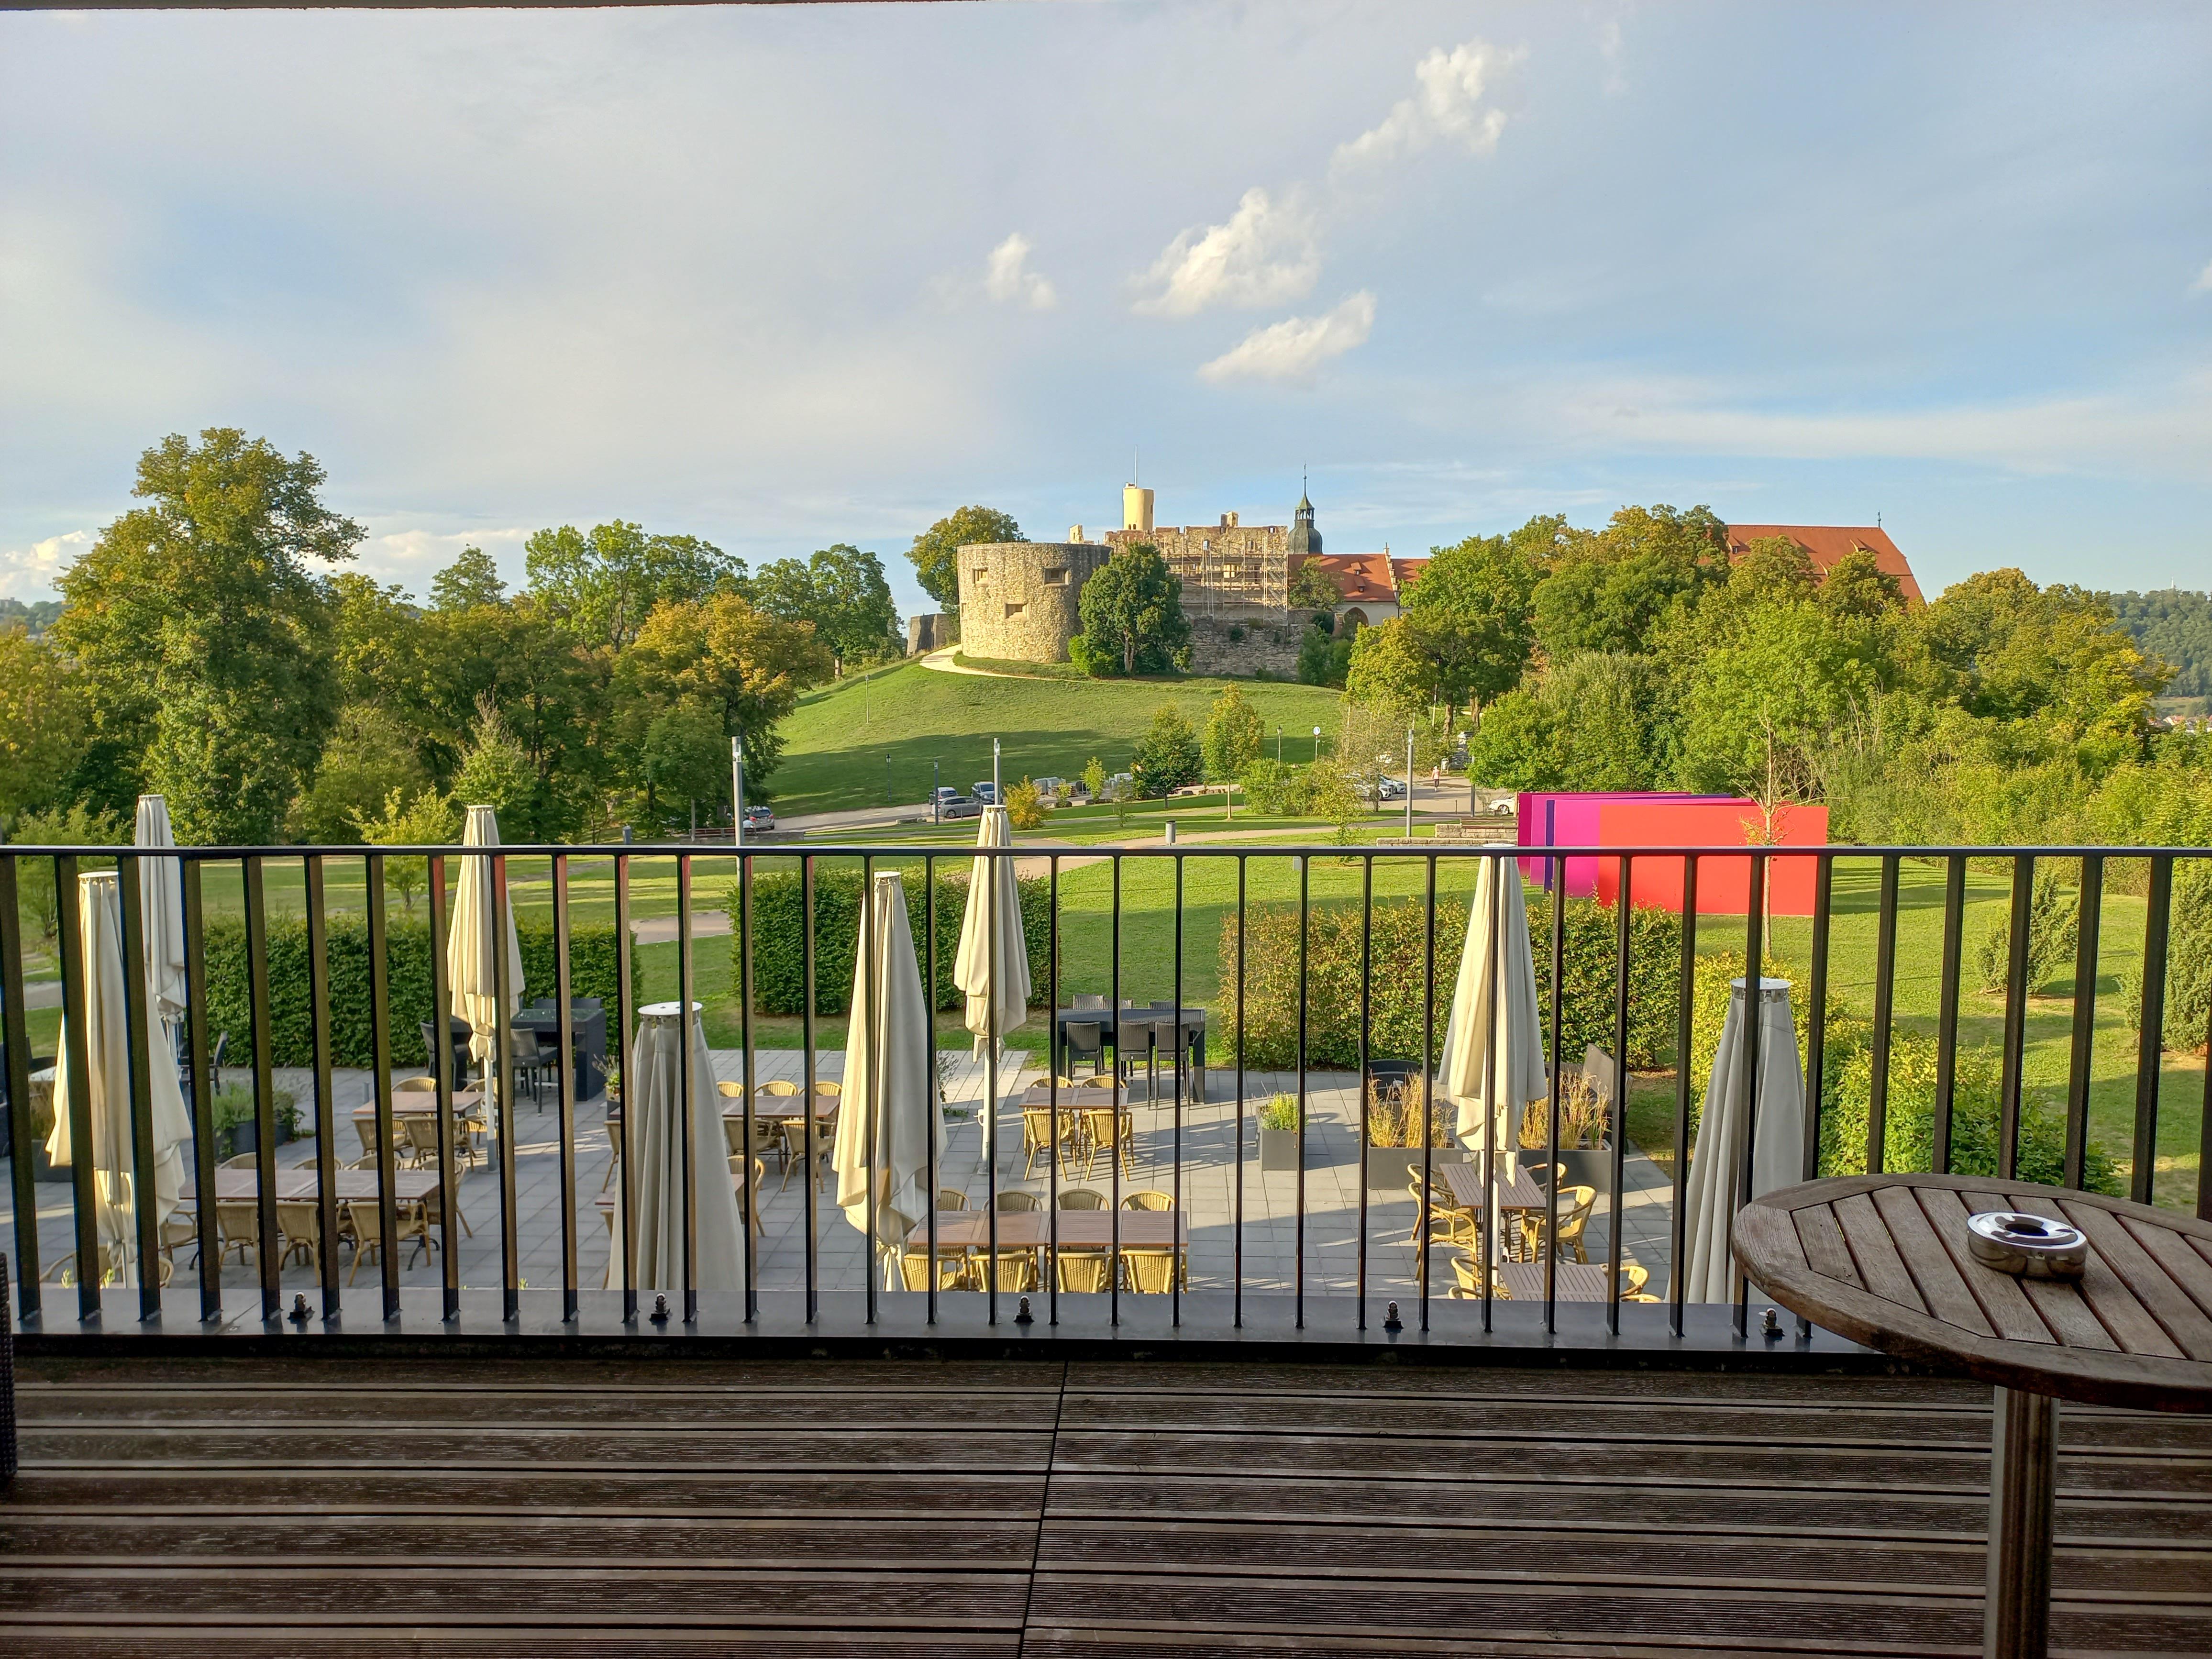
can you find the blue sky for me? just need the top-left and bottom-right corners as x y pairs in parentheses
(3, 2), (2208, 619)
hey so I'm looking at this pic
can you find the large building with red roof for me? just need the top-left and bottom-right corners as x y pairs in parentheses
(1723, 524), (1923, 604)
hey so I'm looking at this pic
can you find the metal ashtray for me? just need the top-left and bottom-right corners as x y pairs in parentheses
(1966, 1211), (2088, 1279)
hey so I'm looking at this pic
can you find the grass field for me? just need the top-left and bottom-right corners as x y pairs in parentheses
(765, 659), (1345, 817)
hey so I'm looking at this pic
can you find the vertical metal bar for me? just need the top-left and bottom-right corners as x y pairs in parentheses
(1999, 855), (2036, 1184)
(1046, 853), (1059, 1326)
(55, 857), (98, 1320)
(677, 852), (697, 1325)
(1606, 855), (1631, 1336)
(302, 856), (339, 1317)
(1867, 853), (1901, 1176)
(1735, 853), (1766, 1340)
(614, 852), (637, 1322)
(739, 850), (757, 1323)
(365, 855), (399, 1323)
(1172, 851), (1183, 1327)
(2066, 854), (2103, 1192)
(863, 854), (877, 1324)
(113, 857), (161, 1321)
(0, 856), (40, 1316)
(1669, 855), (1696, 1337)
(1931, 854), (1965, 1176)
(241, 855), (279, 1324)
(553, 853), (578, 1323)
(486, 852), (517, 1322)
(2131, 855), (2172, 1207)
(984, 845), (999, 1329)
(426, 854), (458, 1323)
(1109, 855), (1122, 1325)
(1233, 854), (1245, 1327)
(181, 861), (216, 1323)
(922, 852), (937, 1325)
(800, 853), (818, 1323)
(1421, 853), (1437, 1333)
(1805, 853), (1833, 1183)
(1295, 851), (1311, 1329)
(1547, 854), (1568, 1329)
(1356, 851), (1372, 1328)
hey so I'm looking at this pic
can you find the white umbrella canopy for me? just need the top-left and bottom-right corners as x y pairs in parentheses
(837, 872), (942, 1264)
(132, 795), (188, 1029)
(1437, 858), (1549, 1181)
(446, 805), (525, 1064)
(1677, 977), (1806, 1304)
(954, 805), (1031, 1049)
(624, 1002), (746, 1292)
(45, 871), (193, 1283)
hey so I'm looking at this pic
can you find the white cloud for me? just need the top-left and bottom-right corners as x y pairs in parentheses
(0, 529), (91, 600)
(1334, 38), (1520, 170)
(983, 232), (1057, 311)
(1598, 19), (1627, 96)
(2191, 258), (2212, 295)
(1198, 292), (1376, 385)
(1132, 187), (1320, 317)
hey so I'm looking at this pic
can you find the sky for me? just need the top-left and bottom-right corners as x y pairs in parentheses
(3, 1), (2209, 620)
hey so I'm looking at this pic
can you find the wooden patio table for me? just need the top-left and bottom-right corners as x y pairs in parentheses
(186, 1169), (442, 1204)
(1435, 1159), (1548, 1215)
(1493, 1260), (1612, 1302)
(1734, 1172), (2212, 1659)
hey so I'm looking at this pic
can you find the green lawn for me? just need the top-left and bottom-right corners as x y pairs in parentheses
(765, 659), (1346, 817)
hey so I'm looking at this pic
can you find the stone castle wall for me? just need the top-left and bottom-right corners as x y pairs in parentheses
(956, 542), (1109, 663)
(1185, 614), (1304, 678)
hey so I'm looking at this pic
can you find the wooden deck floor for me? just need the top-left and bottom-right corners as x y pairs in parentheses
(3, 1352), (2211, 1657)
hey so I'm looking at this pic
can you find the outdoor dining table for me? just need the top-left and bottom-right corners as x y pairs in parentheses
(1053, 1003), (1206, 1103)
(186, 1167), (443, 1204)
(1436, 1158), (1549, 1215)
(353, 1091), (486, 1158)
(1735, 1172), (2212, 1659)
(1492, 1259), (1613, 1302)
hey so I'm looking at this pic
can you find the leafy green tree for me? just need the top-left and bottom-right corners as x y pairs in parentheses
(1296, 621), (1351, 688)
(752, 544), (901, 669)
(637, 703), (732, 832)
(1401, 534), (1540, 719)
(1305, 756), (1364, 845)
(2104, 586), (2212, 698)
(429, 546), (506, 611)
(1201, 685), (1265, 782)
(1920, 569), (2164, 738)
(1818, 548), (1908, 620)
(524, 521), (744, 651)
(290, 703), (433, 843)
(1130, 704), (1204, 798)
(1239, 758), (1308, 816)
(1466, 652), (1672, 792)
(7, 802), (124, 942)
(1532, 504), (1727, 660)
(55, 428), (361, 842)
(1081, 756), (1107, 801)
(1072, 544), (1190, 676)
(447, 697), (540, 836)
(616, 592), (834, 786)
(352, 785), (460, 910)
(1344, 615), (1438, 710)
(1005, 777), (1047, 831)
(1286, 559), (1341, 616)
(908, 506), (1022, 615)
(0, 627), (85, 819)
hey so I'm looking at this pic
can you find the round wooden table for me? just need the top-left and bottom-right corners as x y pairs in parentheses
(1733, 1172), (2212, 1659)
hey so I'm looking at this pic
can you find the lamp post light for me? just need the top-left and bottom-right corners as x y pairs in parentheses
(1275, 726), (1283, 764)
(1312, 725), (1322, 765)
(933, 759), (941, 825)
(885, 755), (893, 807)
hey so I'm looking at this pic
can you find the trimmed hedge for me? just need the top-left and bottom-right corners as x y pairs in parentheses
(200, 915), (636, 1069)
(1219, 892), (1683, 1072)
(737, 867), (1051, 1017)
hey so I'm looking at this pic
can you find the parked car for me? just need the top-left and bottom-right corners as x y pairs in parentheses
(741, 804), (776, 831)
(941, 795), (984, 819)
(971, 781), (1000, 804)
(1374, 776), (1406, 801)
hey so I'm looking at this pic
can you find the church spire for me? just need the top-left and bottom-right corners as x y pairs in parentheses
(1289, 476), (1321, 555)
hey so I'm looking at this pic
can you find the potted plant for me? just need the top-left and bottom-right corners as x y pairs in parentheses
(271, 1088), (302, 1147)
(1363, 1074), (1466, 1188)
(211, 1084), (254, 1160)
(1518, 1068), (1614, 1200)
(1257, 1094), (1300, 1172)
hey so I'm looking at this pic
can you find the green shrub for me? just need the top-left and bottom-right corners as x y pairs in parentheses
(199, 915), (635, 1069)
(1975, 867), (2079, 995)
(1218, 890), (1681, 1071)
(1258, 1093), (1299, 1131)
(2120, 859), (2212, 1054)
(738, 866), (1051, 1018)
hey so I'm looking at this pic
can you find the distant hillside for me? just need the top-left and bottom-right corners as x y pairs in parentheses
(0, 597), (62, 638)
(2104, 588), (2212, 699)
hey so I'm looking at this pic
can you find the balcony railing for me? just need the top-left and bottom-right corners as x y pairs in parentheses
(2, 840), (2206, 1348)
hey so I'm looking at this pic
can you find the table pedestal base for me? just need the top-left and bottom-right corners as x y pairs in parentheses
(1986, 1385), (2057, 1659)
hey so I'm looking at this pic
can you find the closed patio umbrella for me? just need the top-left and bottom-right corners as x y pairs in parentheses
(625, 1000), (746, 1293)
(45, 871), (193, 1283)
(446, 805), (524, 1067)
(132, 795), (188, 1032)
(954, 804), (1031, 1053)
(836, 872), (941, 1273)
(1678, 977), (1804, 1304)
(1438, 857), (1548, 1184)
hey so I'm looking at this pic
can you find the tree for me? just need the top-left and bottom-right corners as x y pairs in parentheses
(1920, 569), (2163, 737)
(908, 506), (1022, 615)
(1344, 616), (1438, 710)
(1819, 548), (1908, 621)
(1201, 685), (1265, 782)
(1305, 756), (1363, 845)
(1401, 535), (1541, 720)
(1005, 777), (1047, 831)
(752, 544), (901, 669)
(1296, 621), (1351, 687)
(1081, 756), (1107, 802)
(1531, 504), (1728, 660)
(55, 428), (361, 842)
(637, 704), (732, 832)
(446, 696), (541, 836)
(1286, 559), (1341, 616)
(524, 521), (745, 651)
(1130, 704), (1204, 798)
(616, 592), (834, 786)
(430, 546), (506, 611)
(0, 628), (84, 819)
(290, 703), (433, 843)
(352, 785), (460, 910)
(1072, 544), (1190, 676)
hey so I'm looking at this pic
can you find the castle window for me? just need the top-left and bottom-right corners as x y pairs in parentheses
(1043, 567), (1068, 586)
(1004, 602), (1025, 619)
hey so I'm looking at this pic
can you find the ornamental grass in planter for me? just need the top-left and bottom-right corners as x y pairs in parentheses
(1257, 1093), (1301, 1172)
(1362, 1075), (1463, 1188)
(1518, 1069), (1612, 1197)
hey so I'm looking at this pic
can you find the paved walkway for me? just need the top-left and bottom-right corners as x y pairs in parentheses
(917, 645), (1011, 677)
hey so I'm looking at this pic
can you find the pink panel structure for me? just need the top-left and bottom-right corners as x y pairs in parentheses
(1592, 800), (1829, 916)
(1516, 792), (1729, 894)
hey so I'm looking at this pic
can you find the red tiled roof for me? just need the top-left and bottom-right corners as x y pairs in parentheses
(1293, 553), (1399, 605)
(1389, 557), (1428, 597)
(1725, 524), (1923, 605)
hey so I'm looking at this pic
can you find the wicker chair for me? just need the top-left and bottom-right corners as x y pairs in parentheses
(274, 1200), (322, 1269)
(1405, 1171), (1477, 1250)
(1078, 1106), (1135, 1182)
(1543, 1185), (1598, 1264)
(1055, 1250), (1113, 1293)
(1057, 1188), (1106, 1210)
(896, 1248), (966, 1292)
(1121, 1190), (1173, 1212)
(997, 1190), (1042, 1212)
(1621, 1261), (1660, 1302)
(939, 1188), (971, 1211)
(1120, 1248), (1182, 1294)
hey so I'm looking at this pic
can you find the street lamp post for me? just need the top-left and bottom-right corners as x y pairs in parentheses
(1312, 725), (1322, 765)
(933, 759), (940, 824)
(1405, 727), (1415, 840)
(1275, 726), (1283, 764)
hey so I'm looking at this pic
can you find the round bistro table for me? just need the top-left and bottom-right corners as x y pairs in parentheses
(1733, 1172), (2212, 1659)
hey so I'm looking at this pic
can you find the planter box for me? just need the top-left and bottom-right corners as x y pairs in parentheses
(1364, 1146), (1470, 1190)
(1257, 1126), (1300, 1172)
(1526, 1145), (1613, 1200)
(217, 1120), (256, 1161)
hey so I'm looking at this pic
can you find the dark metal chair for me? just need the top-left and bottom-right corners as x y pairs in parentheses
(1062, 1020), (1106, 1077)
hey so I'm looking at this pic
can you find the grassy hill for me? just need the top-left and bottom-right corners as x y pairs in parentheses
(766, 660), (1345, 816)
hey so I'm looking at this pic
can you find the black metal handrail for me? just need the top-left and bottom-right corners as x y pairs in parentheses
(3, 838), (2207, 1345)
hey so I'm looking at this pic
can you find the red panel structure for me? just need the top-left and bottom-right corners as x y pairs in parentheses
(1593, 800), (1828, 916)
